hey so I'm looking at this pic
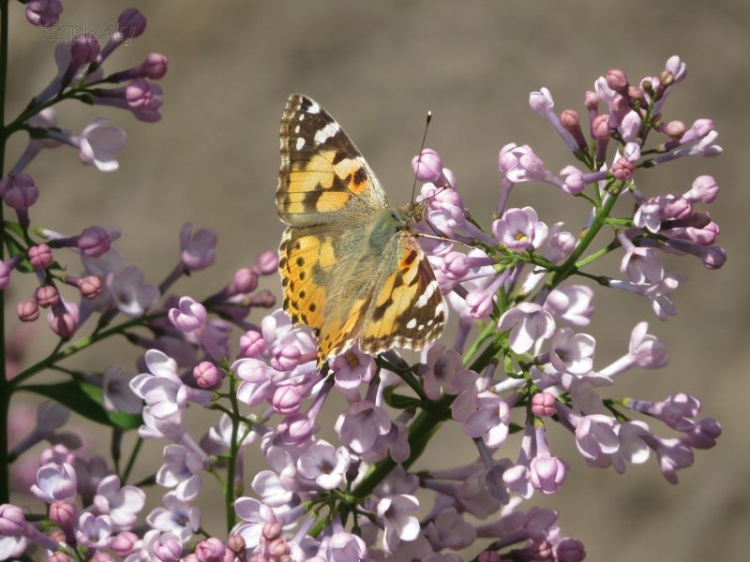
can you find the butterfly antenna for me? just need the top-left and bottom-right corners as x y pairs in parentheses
(410, 110), (433, 207)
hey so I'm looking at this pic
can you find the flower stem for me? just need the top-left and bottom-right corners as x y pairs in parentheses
(121, 437), (143, 486)
(0, 0), (10, 505)
(225, 371), (241, 533)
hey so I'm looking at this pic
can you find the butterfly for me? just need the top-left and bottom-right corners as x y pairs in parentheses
(276, 94), (446, 367)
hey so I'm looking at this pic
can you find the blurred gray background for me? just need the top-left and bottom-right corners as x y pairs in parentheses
(5, 1), (749, 560)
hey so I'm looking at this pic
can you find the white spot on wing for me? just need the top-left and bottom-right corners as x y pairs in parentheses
(416, 281), (438, 308)
(299, 114), (305, 121)
(308, 102), (321, 114)
(294, 125), (300, 133)
(314, 122), (339, 145)
(406, 318), (417, 329)
(296, 137), (305, 151)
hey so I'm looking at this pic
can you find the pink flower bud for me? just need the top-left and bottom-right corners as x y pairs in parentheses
(272, 386), (302, 415)
(262, 522), (282, 541)
(591, 114), (611, 140)
(226, 534), (246, 553)
(628, 86), (646, 105)
(255, 250), (279, 275)
(78, 226), (112, 257)
(239, 330), (267, 357)
(269, 538), (290, 557)
(556, 538), (586, 562)
(229, 268), (259, 295)
(584, 90), (600, 110)
(78, 276), (103, 299)
(169, 297), (207, 333)
(532, 392), (556, 418)
(154, 537), (182, 562)
(606, 69), (629, 93)
(684, 175), (718, 204)
(17, 299), (40, 322)
(661, 120), (685, 138)
(48, 501), (76, 528)
(701, 246), (726, 270)
(611, 158), (633, 181)
(1, 173), (39, 210)
(194, 361), (224, 389)
(71, 34), (101, 66)
(29, 244), (53, 269)
(559, 165), (585, 195)
(35, 285), (60, 308)
(47, 301), (79, 338)
(141, 53), (168, 79)
(26, 0), (63, 28)
(529, 87), (554, 114)
(195, 538), (226, 562)
(91, 554), (115, 562)
(0, 504), (27, 536)
(442, 251), (469, 280)
(111, 531), (139, 557)
(48, 553), (71, 562)
(118, 8), (148, 38)
(411, 148), (445, 184)
(271, 345), (301, 371)
(559, 109), (587, 149)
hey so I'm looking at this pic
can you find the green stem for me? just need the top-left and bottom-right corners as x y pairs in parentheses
(225, 373), (240, 533)
(9, 312), (163, 390)
(0, 0), (10, 505)
(121, 437), (143, 486)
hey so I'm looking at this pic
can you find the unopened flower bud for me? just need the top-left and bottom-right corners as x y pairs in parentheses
(255, 250), (279, 275)
(26, 0), (63, 28)
(239, 330), (267, 357)
(531, 392), (556, 418)
(17, 299), (40, 322)
(556, 538), (586, 562)
(78, 226), (112, 257)
(591, 114), (611, 140)
(47, 301), (79, 338)
(35, 285), (60, 308)
(659, 69), (675, 88)
(28, 244), (53, 269)
(611, 158), (634, 181)
(411, 148), (445, 184)
(584, 90), (600, 110)
(78, 275), (103, 299)
(226, 534), (246, 554)
(628, 86), (646, 105)
(229, 268), (258, 295)
(0, 173), (40, 210)
(272, 386), (302, 415)
(49, 501), (76, 528)
(559, 109), (587, 150)
(271, 345), (301, 371)
(118, 8), (147, 38)
(269, 538), (290, 556)
(0, 504), (27, 536)
(684, 175), (718, 204)
(111, 532), (139, 557)
(195, 537), (226, 562)
(606, 69), (629, 93)
(141, 53), (168, 79)
(71, 33), (100, 66)
(662, 120), (686, 138)
(262, 522), (282, 541)
(194, 361), (224, 389)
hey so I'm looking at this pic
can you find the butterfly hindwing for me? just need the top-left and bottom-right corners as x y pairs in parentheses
(277, 94), (388, 226)
(360, 234), (446, 355)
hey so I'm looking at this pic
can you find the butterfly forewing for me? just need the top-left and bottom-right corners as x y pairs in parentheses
(277, 94), (387, 226)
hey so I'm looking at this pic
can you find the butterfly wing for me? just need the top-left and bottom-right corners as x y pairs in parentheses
(277, 94), (388, 227)
(359, 232), (447, 356)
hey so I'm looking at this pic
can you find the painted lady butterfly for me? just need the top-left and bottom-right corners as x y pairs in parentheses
(276, 95), (446, 366)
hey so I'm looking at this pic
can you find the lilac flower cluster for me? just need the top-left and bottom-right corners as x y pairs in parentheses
(0, 4), (724, 561)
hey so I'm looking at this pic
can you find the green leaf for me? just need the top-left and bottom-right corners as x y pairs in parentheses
(18, 380), (141, 430)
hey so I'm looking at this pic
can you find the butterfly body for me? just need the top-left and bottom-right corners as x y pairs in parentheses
(276, 95), (445, 366)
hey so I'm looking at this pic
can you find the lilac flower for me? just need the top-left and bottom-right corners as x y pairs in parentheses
(548, 327), (595, 376)
(492, 207), (548, 250)
(377, 494), (420, 552)
(330, 347), (375, 390)
(497, 303), (556, 354)
(528, 426), (568, 495)
(76, 513), (113, 550)
(47, 119), (127, 172)
(297, 440), (351, 490)
(147, 492), (201, 542)
(418, 343), (476, 400)
(234, 497), (283, 550)
(335, 401), (392, 455)
(325, 531), (368, 561)
(425, 506), (476, 550)
(156, 444), (206, 502)
(26, 0), (63, 27)
(106, 264), (159, 317)
(102, 365), (142, 414)
(11, 402), (81, 459)
(458, 389), (510, 448)
(92, 475), (145, 530)
(180, 223), (217, 271)
(0, 173), (39, 211)
(31, 461), (78, 503)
